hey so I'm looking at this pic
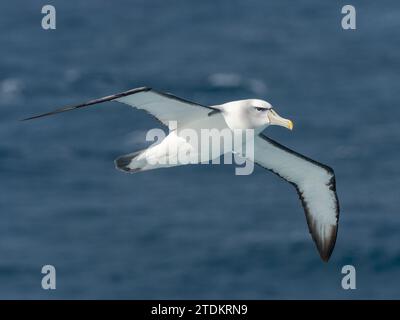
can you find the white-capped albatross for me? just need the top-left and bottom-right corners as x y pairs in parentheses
(23, 86), (339, 261)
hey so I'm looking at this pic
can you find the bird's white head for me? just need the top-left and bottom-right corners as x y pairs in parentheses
(218, 99), (293, 131)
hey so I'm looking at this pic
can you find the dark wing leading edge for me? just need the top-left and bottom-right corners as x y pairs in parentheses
(22, 86), (218, 128)
(253, 133), (339, 262)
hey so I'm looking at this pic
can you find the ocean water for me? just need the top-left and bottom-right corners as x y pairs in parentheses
(0, 0), (399, 299)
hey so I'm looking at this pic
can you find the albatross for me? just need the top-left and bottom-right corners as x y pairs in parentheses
(23, 86), (339, 261)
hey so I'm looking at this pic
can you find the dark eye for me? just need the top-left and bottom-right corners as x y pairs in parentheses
(255, 107), (266, 111)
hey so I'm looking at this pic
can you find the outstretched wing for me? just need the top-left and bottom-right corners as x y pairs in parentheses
(253, 133), (339, 261)
(22, 86), (218, 127)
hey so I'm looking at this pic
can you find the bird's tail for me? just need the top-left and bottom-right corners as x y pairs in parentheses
(115, 149), (146, 173)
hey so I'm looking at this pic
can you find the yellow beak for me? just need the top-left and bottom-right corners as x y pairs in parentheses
(268, 109), (294, 130)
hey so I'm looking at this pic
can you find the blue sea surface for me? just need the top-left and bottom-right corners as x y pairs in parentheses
(0, 0), (399, 299)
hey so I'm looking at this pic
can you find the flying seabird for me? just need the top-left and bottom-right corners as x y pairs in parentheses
(23, 86), (339, 261)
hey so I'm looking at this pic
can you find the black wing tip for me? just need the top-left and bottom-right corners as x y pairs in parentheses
(20, 111), (61, 121)
(309, 213), (339, 263)
(21, 86), (152, 121)
(317, 226), (338, 262)
(321, 254), (331, 263)
(302, 211), (338, 262)
(294, 185), (339, 263)
(310, 215), (338, 262)
(20, 112), (59, 121)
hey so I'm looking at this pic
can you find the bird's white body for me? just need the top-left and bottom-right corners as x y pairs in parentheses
(126, 108), (264, 172)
